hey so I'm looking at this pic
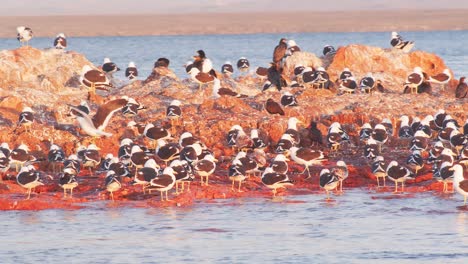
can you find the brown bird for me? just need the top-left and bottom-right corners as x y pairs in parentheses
(255, 67), (268, 79)
(80, 65), (113, 100)
(188, 67), (215, 89)
(265, 99), (285, 116)
(428, 68), (451, 91)
(455, 76), (467, 98)
(272, 38), (287, 72)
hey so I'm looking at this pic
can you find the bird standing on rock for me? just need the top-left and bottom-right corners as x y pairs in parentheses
(319, 169), (339, 200)
(53, 33), (67, 49)
(125, 62), (138, 80)
(17, 165), (43, 200)
(390, 31), (414, 52)
(15, 107), (35, 133)
(261, 167), (294, 198)
(272, 38), (287, 72)
(17, 26), (33, 46)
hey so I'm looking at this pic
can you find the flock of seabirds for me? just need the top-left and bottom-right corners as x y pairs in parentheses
(1, 26), (467, 205)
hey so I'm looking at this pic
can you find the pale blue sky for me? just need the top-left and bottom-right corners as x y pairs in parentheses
(2, 0), (467, 16)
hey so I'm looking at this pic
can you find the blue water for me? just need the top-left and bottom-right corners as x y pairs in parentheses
(1, 31), (468, 263)
(1, 31), (467, 79)
(1, 190), (467, 263)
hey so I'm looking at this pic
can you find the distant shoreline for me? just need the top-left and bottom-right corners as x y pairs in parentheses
(1, 9), (467, 38)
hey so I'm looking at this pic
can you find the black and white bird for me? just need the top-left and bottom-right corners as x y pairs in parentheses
(284, 117), (302, 146)
(68, 100), (90, 118)
(427, 141), (445, 164)
(154, 58), (170, 68)
(280, 92), (298, 107)
(428, 68), (451, 90)
(221, 61), (234, 76)
(319, 168), (339, 200)
(166, 100), (182, 131)
(338, 76), (358, 94)
(237, 57), (250, 72)
(188, 67), (216, 89)
(170, 159), (194, 194)
(104, 170), (121, 202)
(82, 144), (101, 172)
(251, 128), (269, 150)
(332, 160), (348, 193)
(48, 144), (66, 173)
(410, 130), (430, 152)
(404, 67), (424, 94)
(125, 62), (138, 80)
(53, 33), (67, 49)
(15, 107), (35, 133)
(179, 143), (204, 165)
(121, 97), (146, 116)
(450, 129), (467, 155)
(261, 167), (294, 197)
(289, 147), (326, 178)
(398, 115), (414, 138)
(130, 145), (150, 169)
(193, 50), (215, 77)
(79, 65), (113, 99)
(17, 165), (43, 199)
(406, 150), (424, 175)
(359, 73), (376, 94)
(17, 26), (33, 46)
(59, 167), (78, 198)
(148, 167), (177, 201)
(364, 138), (379, 161)
(371, 156), (387, 187)
(435, 161), (455, 193)
(179, 132), (200, 148)
(286, 39), (301, 56)
(390, 31), (414, 52)
(0, 142), (11, 157)
(9, 144), (35, 172)
(0, 151), (9, 182)
(381, 118), (394, 136)
(270, 154), (289, 174)
(226, 125), (251, 151)
(69, 97), (129, 137)
(322, 45), (336, 56)
(386, 161), (414, 193)
(133, 159), (160, 193)
(228, 159), (246, 192)
(63, 154), (81, 175)
(143, 123), (172, 148)
(453, 165), (468, 205)
(234, 151), (260, 177)
(370, 124), (388, 153)
(338, 68), (353, 81)
(102, 57), (120, 75)
(194, 154), (217, 186)
(327, 122), (349, 152)
(359, 123), (373, 143)
(156, 139), (181, 166)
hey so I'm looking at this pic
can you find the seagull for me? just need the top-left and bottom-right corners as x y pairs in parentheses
(237, 57), (250, 72)
(221, 61), (234, 76)
(406, 150), (424, 175)
(398, 115), (414, 138)
(166, 100), (182, 132)
(102, 57), (120, 75)
(59, 167), (78, 198)
(17, 165), (43, 199)
(170, 159), (194, 194)
(194, 154), (217, 186)
(9, 144), (36, 172)
(188, 67), (215, 89)
(359, 123), (373, 143)
(270, 154), (289, 174)
(370, 124), (388, 153)
(69, 97), (129, 137)
(275, 134), (295, 154)
(79, 65), (113, 100)
(121, 97), (146, 116)
(261, 167), (294, 197)
(338, 76), (358, 94)
(386, 161), (414, 193)
(154, 58), (170, 68)
(105, 170), (121, 202)
(404, 67), (424, 94)
(319, 168), (339, 200)
(360, 73), (376, 94)
(332, 160), (348, 193)
(133, 158), (160, 193)
(130, 145), (150, 169)
(284, 117), (303, 146)
(148, 166), (176, 201)
(338, 68), (353, 81)
(0, 152), (9, 183)
(48, 144), (66, 173)
(17, 26), (33, 46)
(143, 123), (172, 148)
(251, 129), (269, 150)
(14, 107), (34, 133)
(322, 45), (336, 56)
(364, 138), (379, 161)
(371, 156), (387, 187)
(228, 159), (246, 192)
(125, 62), (138, 80)
(453, 164), (468, 205)
(285, 39), (301, 56)
(53, 33), (67, 49)
(280, 92), (298, 107)
(289, 146), (326, 178)
(156, 139), (181, 166)
(390, 31), (414, 52)
(193, 50), (215, 76)
(82, 144), (101, 172)
(428, 68), (451, 91)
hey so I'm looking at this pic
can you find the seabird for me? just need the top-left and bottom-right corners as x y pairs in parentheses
(270, 154), (289, 174)
(294, 65), (306, 78)
(69, 97), (129, 137)
(415, 115), (433, 137)
(364, 138), (379, 161)
(130, 145), (150, 169)
(63, 154), (81, 175)
(188, 67), (215, 89)
(194, 154), (217, 186)
(319, 169), (339, 200)
(332, 160), (348, 193)
(266, 63), (287, 91)
(228, 159), (246, 192)
(99, 153), (115, 171)
(68, 100), (90, 117)
(286, 39), (301, 56)
(453, 165), (468, 205)
(371, 156), (387, 187)
(121, 97), (146, 116)
(0, 152), (9, 182)
(53, 33), (67, 49)
(284, 117), (302, 145)
(390, 31), (414, 52)
(0, 142), (11, 157)
(221, 61), (234, 75)
(82, 144), (100, 172)
(255, 66), (269, 79)
(156, 139), (181, 166)
(436, 161), (456, 193)
(226, 125), (249, 150)
(338, 76), (358, 94)
(398, 115), (414, 138)
(322, 45), (336, 56)
(450, 129), (467, 155)
(370, 124), (388, 153)
(193, 50), (215, 77)
(102, 57), (120, 74)
(438, 122), (458, 144)
(359, 123), (373, 143)
(105, 170), (121, 202)
(237, 57), (250, 72)
(410, 117), (421, 134)
(149, 167), (176, 201)
(125, 62), (138, 80)
(327, 122), (349, 152)
(79, 65), (113, 100)
(428, 68), (451, 90)
(170, 159), (194, 194)
(9, 144), (35, 172)
(15, 107), (34, 133)
(275, 134), (295, 154)
(433, 109), (447, 130)
(265, 98), (285, 115)
(339, 68), (353, 81)
(179, 143), (203, 164)
(272, 38), (288, 71)
(280, 92), (298, 107)
(307, 121), (323, 146)
(427, 141), (445, 164)
(154, 58), (170, 68)
(133, 159), (160, 193)
(251, 128), (269, 150)
(17, 165), (43, 199)
(455, 77), (467, 98)
(386, 161), (414, 193)
(48, 144), (65, 173)
(289, 146), (326, 178)
(410, 130), (430, 152)
(59, 167), (78, 198)
(16, 26), (33, 46)
(464, 118), (468, 136)
(359, 73), (376, 94)
(166, 100), (182, 132)
(261, 167), (294, 197)
(143, 123), (171, 148)
(404, 67), (424, 94)
(179, 132), (200, 148)
(381, 118), (394, 136)
(234, 151), (260, 177)
(212, 85), (248, 99)
(406, 150), (424, 175)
